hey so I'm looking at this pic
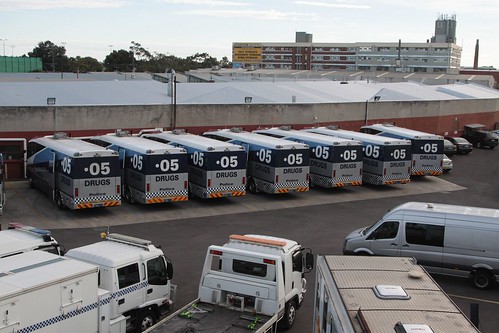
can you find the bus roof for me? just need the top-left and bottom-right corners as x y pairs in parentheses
(253, 127), (362, 146)
(361, 123), (443, 140)
(205, 128), (309, 150)
(142, 131), (245, 153)
(306, 127), (412, 146)
(32, 134), (118, 158)
(95, 133), (186, 155)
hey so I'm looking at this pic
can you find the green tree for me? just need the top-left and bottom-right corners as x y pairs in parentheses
(28, 41), (68, 72)
(68, 56), (103, 72)
(219, 56), (232, 68)
(103, 49), (134, 71)
(186, 52), (219, 69)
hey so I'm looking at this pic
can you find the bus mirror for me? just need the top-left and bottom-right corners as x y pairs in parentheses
(166, 258), (174, 280)
(305, 252), (314, 271)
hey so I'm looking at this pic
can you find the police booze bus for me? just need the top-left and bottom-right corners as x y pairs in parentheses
(85, 130), (189, 204)
(27, 133), (121, 209)
(253, 126), (363, 188)
(203, 128), (310, 194)
(305, 126), (412, 185)
(140, 129), (247, 199)
(360, 123), (444, 176)
(0, 153), (5, 215)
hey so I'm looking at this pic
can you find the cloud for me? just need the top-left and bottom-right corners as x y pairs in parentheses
(180, 8), (316, 20)
(155, 0), (249, 5)
(294, 1), (370, 9)
(0, 0), (126, 11)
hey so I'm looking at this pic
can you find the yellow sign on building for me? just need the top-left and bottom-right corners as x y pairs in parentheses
(233, 47), (262, 63)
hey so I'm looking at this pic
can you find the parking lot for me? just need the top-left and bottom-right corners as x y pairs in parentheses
(1, 148), (498, 332)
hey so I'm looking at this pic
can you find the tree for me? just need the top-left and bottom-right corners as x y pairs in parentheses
(186, 52), (219, 69)
(28, 41), (68, 72)
(103, 49), (134, 71)
(68, 56), (103, 72)
(219, 56), (232, 68)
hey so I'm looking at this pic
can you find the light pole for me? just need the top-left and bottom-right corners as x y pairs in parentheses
(365, 95), (381, 125)
(0, 39), (6, 56)
(10, 46), (14, 57)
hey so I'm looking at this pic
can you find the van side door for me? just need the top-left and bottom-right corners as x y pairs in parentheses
(366, 221), (401, 256)
(399, 221), (444, 273)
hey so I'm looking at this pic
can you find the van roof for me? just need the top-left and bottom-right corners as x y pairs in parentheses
(393, 202), (499, 219)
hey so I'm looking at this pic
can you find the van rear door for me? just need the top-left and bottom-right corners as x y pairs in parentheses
(399, 221), (444, 273)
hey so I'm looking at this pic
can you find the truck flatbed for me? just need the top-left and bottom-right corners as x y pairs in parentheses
(145, 300), (277, 333)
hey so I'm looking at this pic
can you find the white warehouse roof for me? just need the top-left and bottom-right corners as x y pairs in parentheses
(0, 80), (498, 107)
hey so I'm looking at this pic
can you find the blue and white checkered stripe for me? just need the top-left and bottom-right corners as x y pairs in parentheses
(206, 185), (246, 194)
(145, 189), (188, 199)
(18, 282), (149, 332)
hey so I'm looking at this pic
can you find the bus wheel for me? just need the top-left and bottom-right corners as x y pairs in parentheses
(124, 186), (134, 203)
(472, 269), (495, 290)
(55, 191), (65, 210)
(247, 178), (258, 194)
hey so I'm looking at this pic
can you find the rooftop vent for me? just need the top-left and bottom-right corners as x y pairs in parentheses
(394, 322), (434, 333)
(373, 285), (411, 300)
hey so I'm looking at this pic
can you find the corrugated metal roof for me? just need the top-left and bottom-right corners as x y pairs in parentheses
(0, 79), (498, 107)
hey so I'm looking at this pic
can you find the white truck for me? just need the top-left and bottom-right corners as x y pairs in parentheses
(313, 255), (480, 333)
(64, 232), (176, 332)
(144, 234), (314, 333)
(0, 223), (63, 258)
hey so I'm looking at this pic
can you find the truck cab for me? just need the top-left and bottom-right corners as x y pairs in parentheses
(199, 234), (313, 329)
(65, 233), (174, 331)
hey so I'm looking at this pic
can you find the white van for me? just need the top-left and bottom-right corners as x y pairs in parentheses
(343, 202), (499, 289)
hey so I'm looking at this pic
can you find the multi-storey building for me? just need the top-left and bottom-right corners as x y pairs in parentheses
(233, 14), (461, 74)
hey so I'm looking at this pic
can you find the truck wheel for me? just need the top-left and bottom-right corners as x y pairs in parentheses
(279, 300), (297, 330)
(247, 178), (258, 194)
(137, 309), (156, 332)
(472, 269), (495, 290)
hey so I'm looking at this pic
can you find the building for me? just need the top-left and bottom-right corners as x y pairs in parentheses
(233, 14), (461, 74)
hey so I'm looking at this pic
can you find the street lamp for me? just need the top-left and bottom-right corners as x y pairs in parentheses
(0, 39), (7, 56)
(10, 46), (14, 57)
(365, 95), (381, 125)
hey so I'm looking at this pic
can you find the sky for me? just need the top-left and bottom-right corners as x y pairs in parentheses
(1, 0), (498, 69)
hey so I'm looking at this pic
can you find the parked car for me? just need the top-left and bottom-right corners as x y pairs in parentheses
(443, 139), (457, 155)
(462, 124), (498, 149)
(442, 154), (453, 172)
(445, 136), (473, 154)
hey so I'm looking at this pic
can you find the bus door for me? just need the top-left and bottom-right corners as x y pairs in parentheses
(50, 152), (58, 203)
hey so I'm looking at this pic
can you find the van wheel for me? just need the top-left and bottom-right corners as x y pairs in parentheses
(279, 300), (297, 330)
(136, 309), (156, 332)
(472, 269), (495, 290)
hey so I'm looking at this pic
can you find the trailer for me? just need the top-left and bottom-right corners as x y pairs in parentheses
(305, 126), (412, 185)
(26, 132), (121, 209)
(0, 251), (127, 333)
(85, 130), (189, 204)
(254, 127), (363, 188)
(313, 255), (480, 333)
(0, 153), (4, 215)
(144, 234), (314, 333)
(204, 128), (310, 194)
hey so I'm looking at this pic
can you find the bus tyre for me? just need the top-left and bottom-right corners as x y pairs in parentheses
(279, 300), (297, 330)
(472, 269), (495, 290)
(247, 178), (258, 194)
(136, 309), (156, 332)
(124, 186), (134, 203)
(55, 191), (65, 210)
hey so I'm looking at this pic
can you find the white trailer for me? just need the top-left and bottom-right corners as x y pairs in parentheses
(144, 234), (314, 333)
(65, 233), (175, 332)
(0, 153), (4, 215)
(0, 223), (63, 258)
(0, 251), (127, 333)
(313, 255), (480, 333)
